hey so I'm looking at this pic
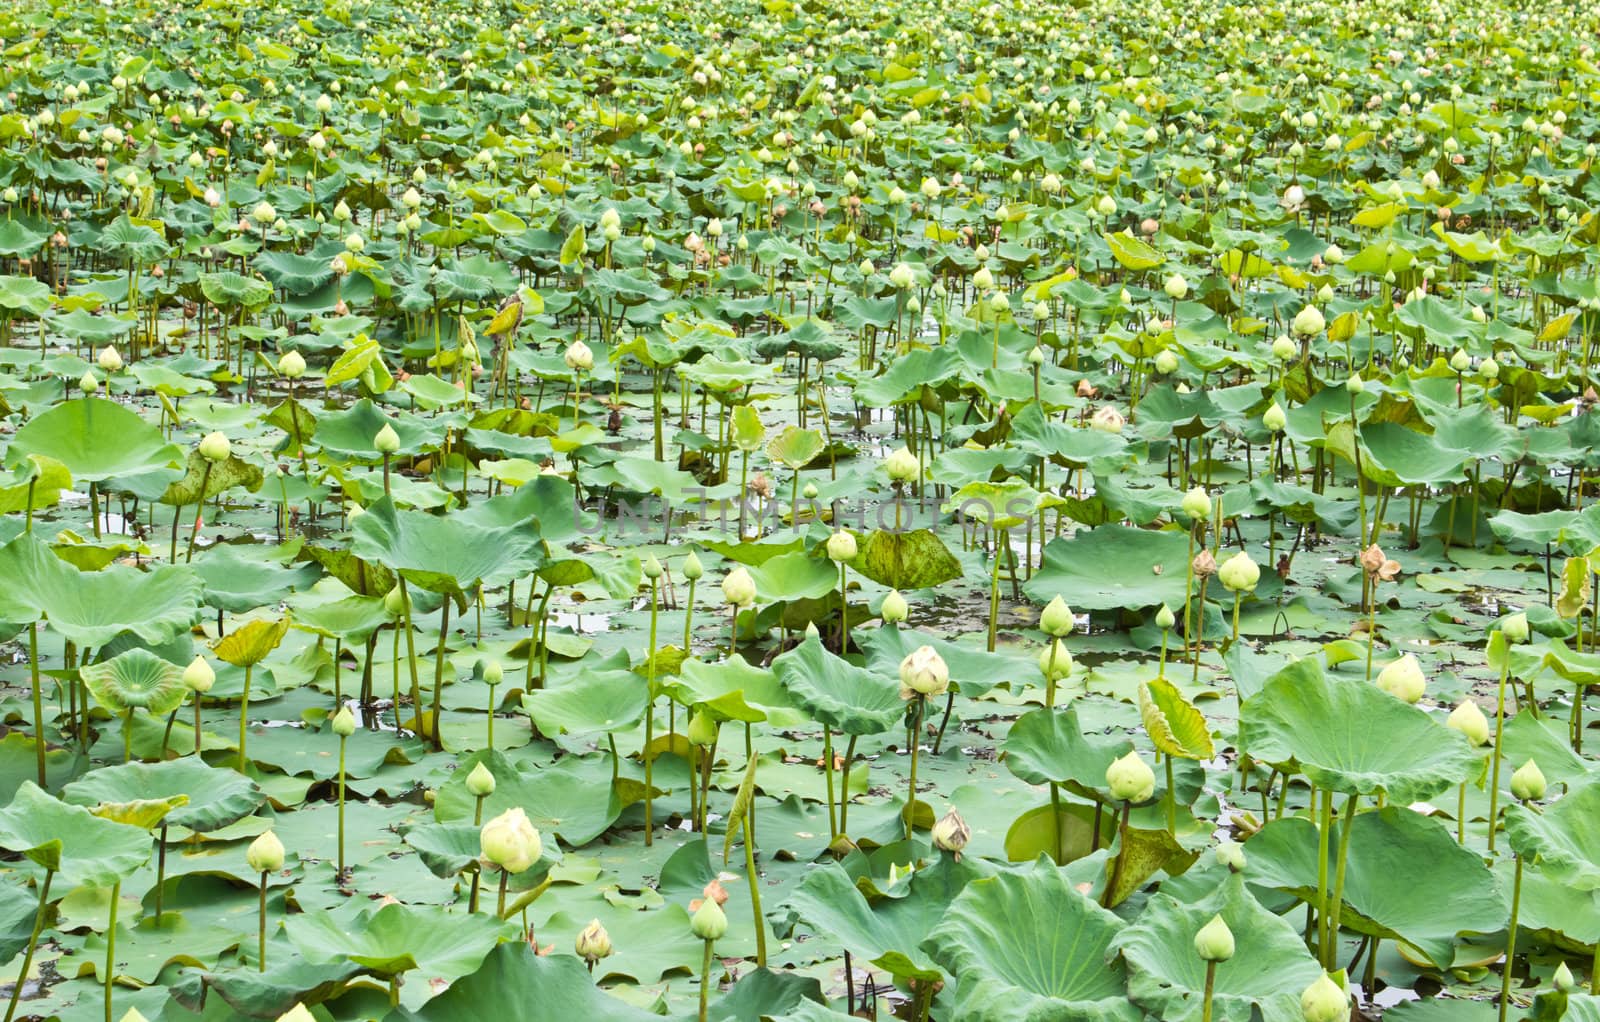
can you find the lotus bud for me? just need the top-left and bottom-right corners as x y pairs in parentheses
(1091, 406), (1125, 433)
(643, 555), (663, 580)
(383, 585), (408, 617)
(1027, 346), (1045, 366)
(889, 262), (915, 289)
(1181, 486), (1210, 521)
(1194, 914), (1235, 962)
(682, 551), (704, 581)
(804, 621), (820, 640)
(802, 482), (819, 500)
(1450, 348), (1471, 372)
(466, 761), (496, 797)
(1163, 274), (1188, 300)
(252, 201), (276, 224)
(1155, 604), (1176, 630)
(1263, 402), (1287, 432)
(564, 339), (594, 371)
(1376, 654), (1425, 703)
(79, 370), (98, 394)
(722, 566), (756, 607)
(1154, 349), (1179, 375)
(247, 830), (285, 873)
(331, 706), (356, 737)
(1095, 194), (1117, 216)
(1218, 551), (1261, 592)
(1040, 595), (1074, 637)
(826, 530), (856, 561)
(480, 807), (541, 873)
(1347, 371), (1364, 394)
(857, 258), (875, 277)
(1272, 334), (1297, 360)
(687, 709), (719, 747)
(881, 590), (908, 624)
(931, 808), (970, 856)
(1291, 304), (1325, 337)
(1192, 549), (1218, 578)
(120, 1010), (152, 1022)
(1554, 961), (1576, 992)
(278, 350), (306, 379)
(483, 659), (503, 687)
(365, 422), (400, 457)
(690, 896), (728, 941)
(1501, 612), (1529, 644)
(576, 919), (613, 964)
(1106, 751), (1155, 803)
(989, 291), (1009, 313)
(183, 655), (215, 693)
(973, 266), (995, 291)
(1479, 358), (1499, 381)
(1215, 837), (1246, 871)
(199, 431), (232, 462)
(98, 345), (123, 372)
(899, 645), (950, 698)
(1511, 759), (1547, 802)
(885, 446), (919, 483)
(1447, 700), (1490, 746)
(1038, 640), (1073, 680)
(1300, 973), (1349, 1022)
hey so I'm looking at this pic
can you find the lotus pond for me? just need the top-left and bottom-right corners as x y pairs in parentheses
(2, 0), (1600, 1019)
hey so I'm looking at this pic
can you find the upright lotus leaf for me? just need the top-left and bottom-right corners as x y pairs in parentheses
(849, 529), (963, 591)
(80, 648), (188, 716)
(522, 669), (648, 737)
(167, 958), (369, 1019)
(157, 449), (266, 507)
(1003, 705), (1131, 800)
(400, 822), (490, 878)
(1139, 678), (1214, 759)
(434, 748), (621, 846)
(789, 853), (992, 982)
(1505, 779), (1600, 890)
(666, 654), (807, 727)
(860, 624), (1037, 699)
(925, 862), (1142, 1022)
(286, 902), (513, 979)
(351, 495), (545, 600)
(1245, 808), (1506, 968)
(63, 759), (265, 833)
(0, 881), (38, 964)
(313, 399), (439, 460)
(291, 595), (393, 647)
(1025, 525), (1192, 611)
(214, 616), (290, 668)
(1114, 873), (1324, 1022)
(1239, 661), (1479, 803)
(1557, 556), (1591, 619)
(766, 425), (826, 469)
(193, 543), (321, 614)
(382, 942), (658, 1022)
(9, 396), (184, 483)
(0, 782), (151, 887)
(0, 533), (201, 648)
(771, 635), (902, 736)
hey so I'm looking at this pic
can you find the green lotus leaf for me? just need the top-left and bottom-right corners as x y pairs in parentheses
(1139, 678), (1214, 760)
(9, 396), (183, 484)
(522, 669), (648, 737)
(434, 748), (621, 846)
(1115, 873), (1324, 1022)
(212, 616), (290, 668)
(63, 759), (265, 834)
(766, 425), (827, 469)
(1025, 525), (1193, 612)
(193, 542), (321, 614)
(1239, 660), (1479, 803)
(925, 862), (1141, 1022)
(0, 533), (201, 647)
(1003, 706), (1132, 800)
(1505, 779), (1600, 891)
(0, 781), (151, 887)
(849, 528), (963, 591)
(351, 495), (545, 598)
(383, 943), (658, 1022)
(285, 902), (514, 979)
(771, 635), (903, 736)
(157, 449), (265, 507)
(80, 648), (188, 716)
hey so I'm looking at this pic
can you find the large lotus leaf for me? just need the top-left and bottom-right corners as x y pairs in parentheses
(9, 396), (183, 483)
(848, 528), (963, 590)
(193, 543), (321, 613)
(666, 654), (806, 726)
(771, 635), (903, 736)
(1359, 423), (1469, 487)
(213, 616), (290, 668)
(0, 781), (151, 887)
(383, 942), (658, 1022)
(62, 759), (264, 834)
(400, 821), (534, 879)
(80, 647), (187, 715)
(858, 624), (1037, 699)
(286, 902), (513, 979)
(1505, 779), (1600, 890)
(313, 399), (440, 460)
(1002, 706), (1131, 800)
(291, 594), (392, 644)
(789, 853), (991, 982)
(745, 549), (839, 602)
(1025, 525), (1192, 611)
(523, 669), (648, 737)
(352, 495), (545, 596)
(0, 533), (200, 647)
(0, 880), (38, 963)
(300, 543), (397, 598)
(925, 862), (1142, 1022)
(157, 449), (265, 507)
(1115, 873), (1323, 1022)
(766, 425), (827, 469)
(1245, 808), (1505, 967)
(1238, 661), (1479, 803)
(434, 748), (623, 846)
(1009, 402), (1129, 466)
(167, 958), (368, 1019)
(0, 273), (51, 315)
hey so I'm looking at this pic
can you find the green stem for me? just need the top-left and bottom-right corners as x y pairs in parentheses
(257, 871), (267, 972)
(1499, 853), (1524, 1022)
(742, 808), (767, 967)
(237, 664), (252, 772)
(496, 870), (509, 917)
(337, 735), (347, 878)
(698, 938), (715, 1022)
(645, 576), (658, 845)
(838, 734), (858, 835)
(3, 869), (52, 1022)
(905, 696), (923, 842)
(1102, 800), (1132, 908)
(184, 463), (213, 562)
(103, 881), (118, 1022)
(1315, 786), (1332, 958)
(1201, 960), (1217, 1022)
(430, 598), (450, 752)
(1325, 793), (1359, 969)
(28, 622), (44, 787)
(823, 727), (837, 838)
(1489, 659), (1510, 855)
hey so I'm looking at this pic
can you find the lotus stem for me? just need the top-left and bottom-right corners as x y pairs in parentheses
(103, 881), (118, 1022)
(905, 695), (924, 842)
(3, 869), (52, 1022)
(1325, 792), (1359, 969)
(194, 695), (203, 757)
(429, 598), (450, 751)
(1499, 852), (1524, 1022)
(1165, 756), (1177, 834)
(838, 734), (858, 836)
(184, 462), (213, 562)
(336, 732), (347, 879)
(256, 870), (268, 971)
(237, 664), (253, 772)
(1488, 657), (1510, 855)
(1315, 786), (1331, 959)
(122, 708), (133, 763)
(743, 801), (767, 967)
(1231, 592), (1242, 644)
(837, 562), (848, 654)
(1102, 799), (1132, 908)
(697, 937), (715, 1022)
(1201, 960), (1217, 1022)
(27, 621), (44, 787)
(1191, 576), (1209, 684)
(496, 870), (509, 917)
(644, 575), (658, 846)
